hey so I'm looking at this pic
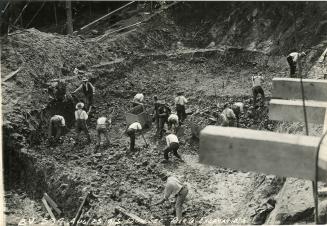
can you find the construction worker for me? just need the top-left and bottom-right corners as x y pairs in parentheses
(162, 132), (183, 163)
(158, 101), (171, 139)
(152, 95), (160, 138)
(286, 51), (306, 78)
(221, 103), (236, 127)
(47, 79), (67, 102)
(96, 116), (111, 150)
(126, 121), (142, 152)
(231, 102), (244, 127)
(251, 72), (265, 107)
(75, 102), (91, 144)
(175, 92), (187, 125)
(48, 115), (66, 144)
(152, 174), (189, 223)
(72, 77), (95, 114)
(132, 93), (144, 107)
(168, 113), (179, 133)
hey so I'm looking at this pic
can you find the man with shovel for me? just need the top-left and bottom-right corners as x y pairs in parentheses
(162, 132), (183, 163)
(126, 121), (148, 152)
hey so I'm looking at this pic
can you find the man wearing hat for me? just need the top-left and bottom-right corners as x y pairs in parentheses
(162, 132), (183, 163)
(221, 103), (236, 127)
(152, 174), (189, 223)
(174, 92), (188, 125)
(72, 76), (95, 114)
(157, 100), (171, 139)
(126, 121), (142, 152)
(286, 51), (306, 78)
(75, 102), (91, 144)
(251, 72), (265, 107)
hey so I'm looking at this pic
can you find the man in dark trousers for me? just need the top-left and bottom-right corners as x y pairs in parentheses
(174, 92), (188, 125)
(286, 51), (306, 78)
(251, 72), (265, 107)
(48, 115), (66, 145)
(158, 101), (171, 139)
(152, 174), (189, 224)
(162, 132), (183, 163)
(126, 121), (142, 152)
(72, 77), (95, 114)
(75, 102), (91, 144)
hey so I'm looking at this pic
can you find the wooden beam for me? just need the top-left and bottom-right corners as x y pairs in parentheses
(43, 193), (61, 215)
(115, 206), (147, 225)
(199, 126), (327, 182)
(72, 192), (89, 226)
(73, 1), (135, 35)
(269, 99), (327, 124)
(272, 78), (327, 101)
(42, 197), (56, 221)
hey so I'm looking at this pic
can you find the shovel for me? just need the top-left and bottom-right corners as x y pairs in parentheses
(141, 134), (149, 148)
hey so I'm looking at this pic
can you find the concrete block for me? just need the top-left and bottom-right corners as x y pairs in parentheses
(272, 78), (327, 101)
(269, 99), (327, 124)
(199, 126), (327, 182)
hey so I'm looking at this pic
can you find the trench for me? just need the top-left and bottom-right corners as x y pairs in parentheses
(3, 46), (291, 225)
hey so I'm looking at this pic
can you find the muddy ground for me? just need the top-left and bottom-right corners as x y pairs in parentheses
(2, 2), (327, 225)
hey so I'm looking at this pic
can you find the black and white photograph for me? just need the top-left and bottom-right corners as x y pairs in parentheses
(1, 0), (327, 225)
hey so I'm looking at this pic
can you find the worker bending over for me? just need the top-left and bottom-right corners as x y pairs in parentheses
(75, 102), (91, 144)
(163, 132), (183, 163)
(96, 116), (111, 149)
(221, 103), (236, 127)
(48, 115), (66, 145)
(175, 92), (188, 125)
(231, 102), (244, 127)
(152, 174), (189, 224)
(251, 73), (265, 107)
(126, 121), (142, 152)
(132, 93), (144, 107)
(168, 113), (179, 133)
(286, 51), (306, 77)
(72, 77), (95, 114)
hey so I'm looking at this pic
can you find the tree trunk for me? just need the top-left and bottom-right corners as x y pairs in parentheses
(65, 0), (73, 35)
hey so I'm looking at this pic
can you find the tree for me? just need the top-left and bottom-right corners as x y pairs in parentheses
(65, 0), (73, 34)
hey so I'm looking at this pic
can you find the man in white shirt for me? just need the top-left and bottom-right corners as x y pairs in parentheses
(132, 93), (144, 107)
(75, 102), (91, 144)
(163, 133), (183, 162)
(152, 175), (189, 223)
(251, 73), (265, 107)
(174, 92), (188, 125)
(287, 51), (306, 77)
(126, 121), (142, 152)
(96, 116), (111, 149)
(221, 103), (236, 127)
(48, 115), (66, 144)
(168, 113), (179, 133)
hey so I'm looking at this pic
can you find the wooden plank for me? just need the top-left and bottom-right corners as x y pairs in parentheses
(72, 192), (89, 226)
(115, 206), (147, 225)
(272, 78), (327, 101)
(199, 126), (327, 182)
(42, 197), (56, 221)
(43, 193), (62, 215)
(3, 67), (22, 82)
(269, 99), (327, 124)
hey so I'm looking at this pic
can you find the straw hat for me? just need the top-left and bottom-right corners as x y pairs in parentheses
(82, 77), (88, 82)
(76, 102), (84, 109)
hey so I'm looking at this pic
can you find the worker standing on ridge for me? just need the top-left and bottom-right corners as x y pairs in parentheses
(175, 91), (188, 125)
(251, 72), (265, 107)
(158, 101), (171, 139)
(152, 174), (189, 224)
(168, 113), (179, 133)
(75, 102), (91, 144)
(162, 132), (183, 163)
(132, 92), (144, 107)
(221, 103), (236, 127)
(152, 95), (160, 138)
(95, 115), (111, 150)
(286, 51), (306, 78)
(72, 76), (95, 114)
(48, 115), (66, 145)
(126, 121), (142, 152)
(231, 102), (244, 127)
